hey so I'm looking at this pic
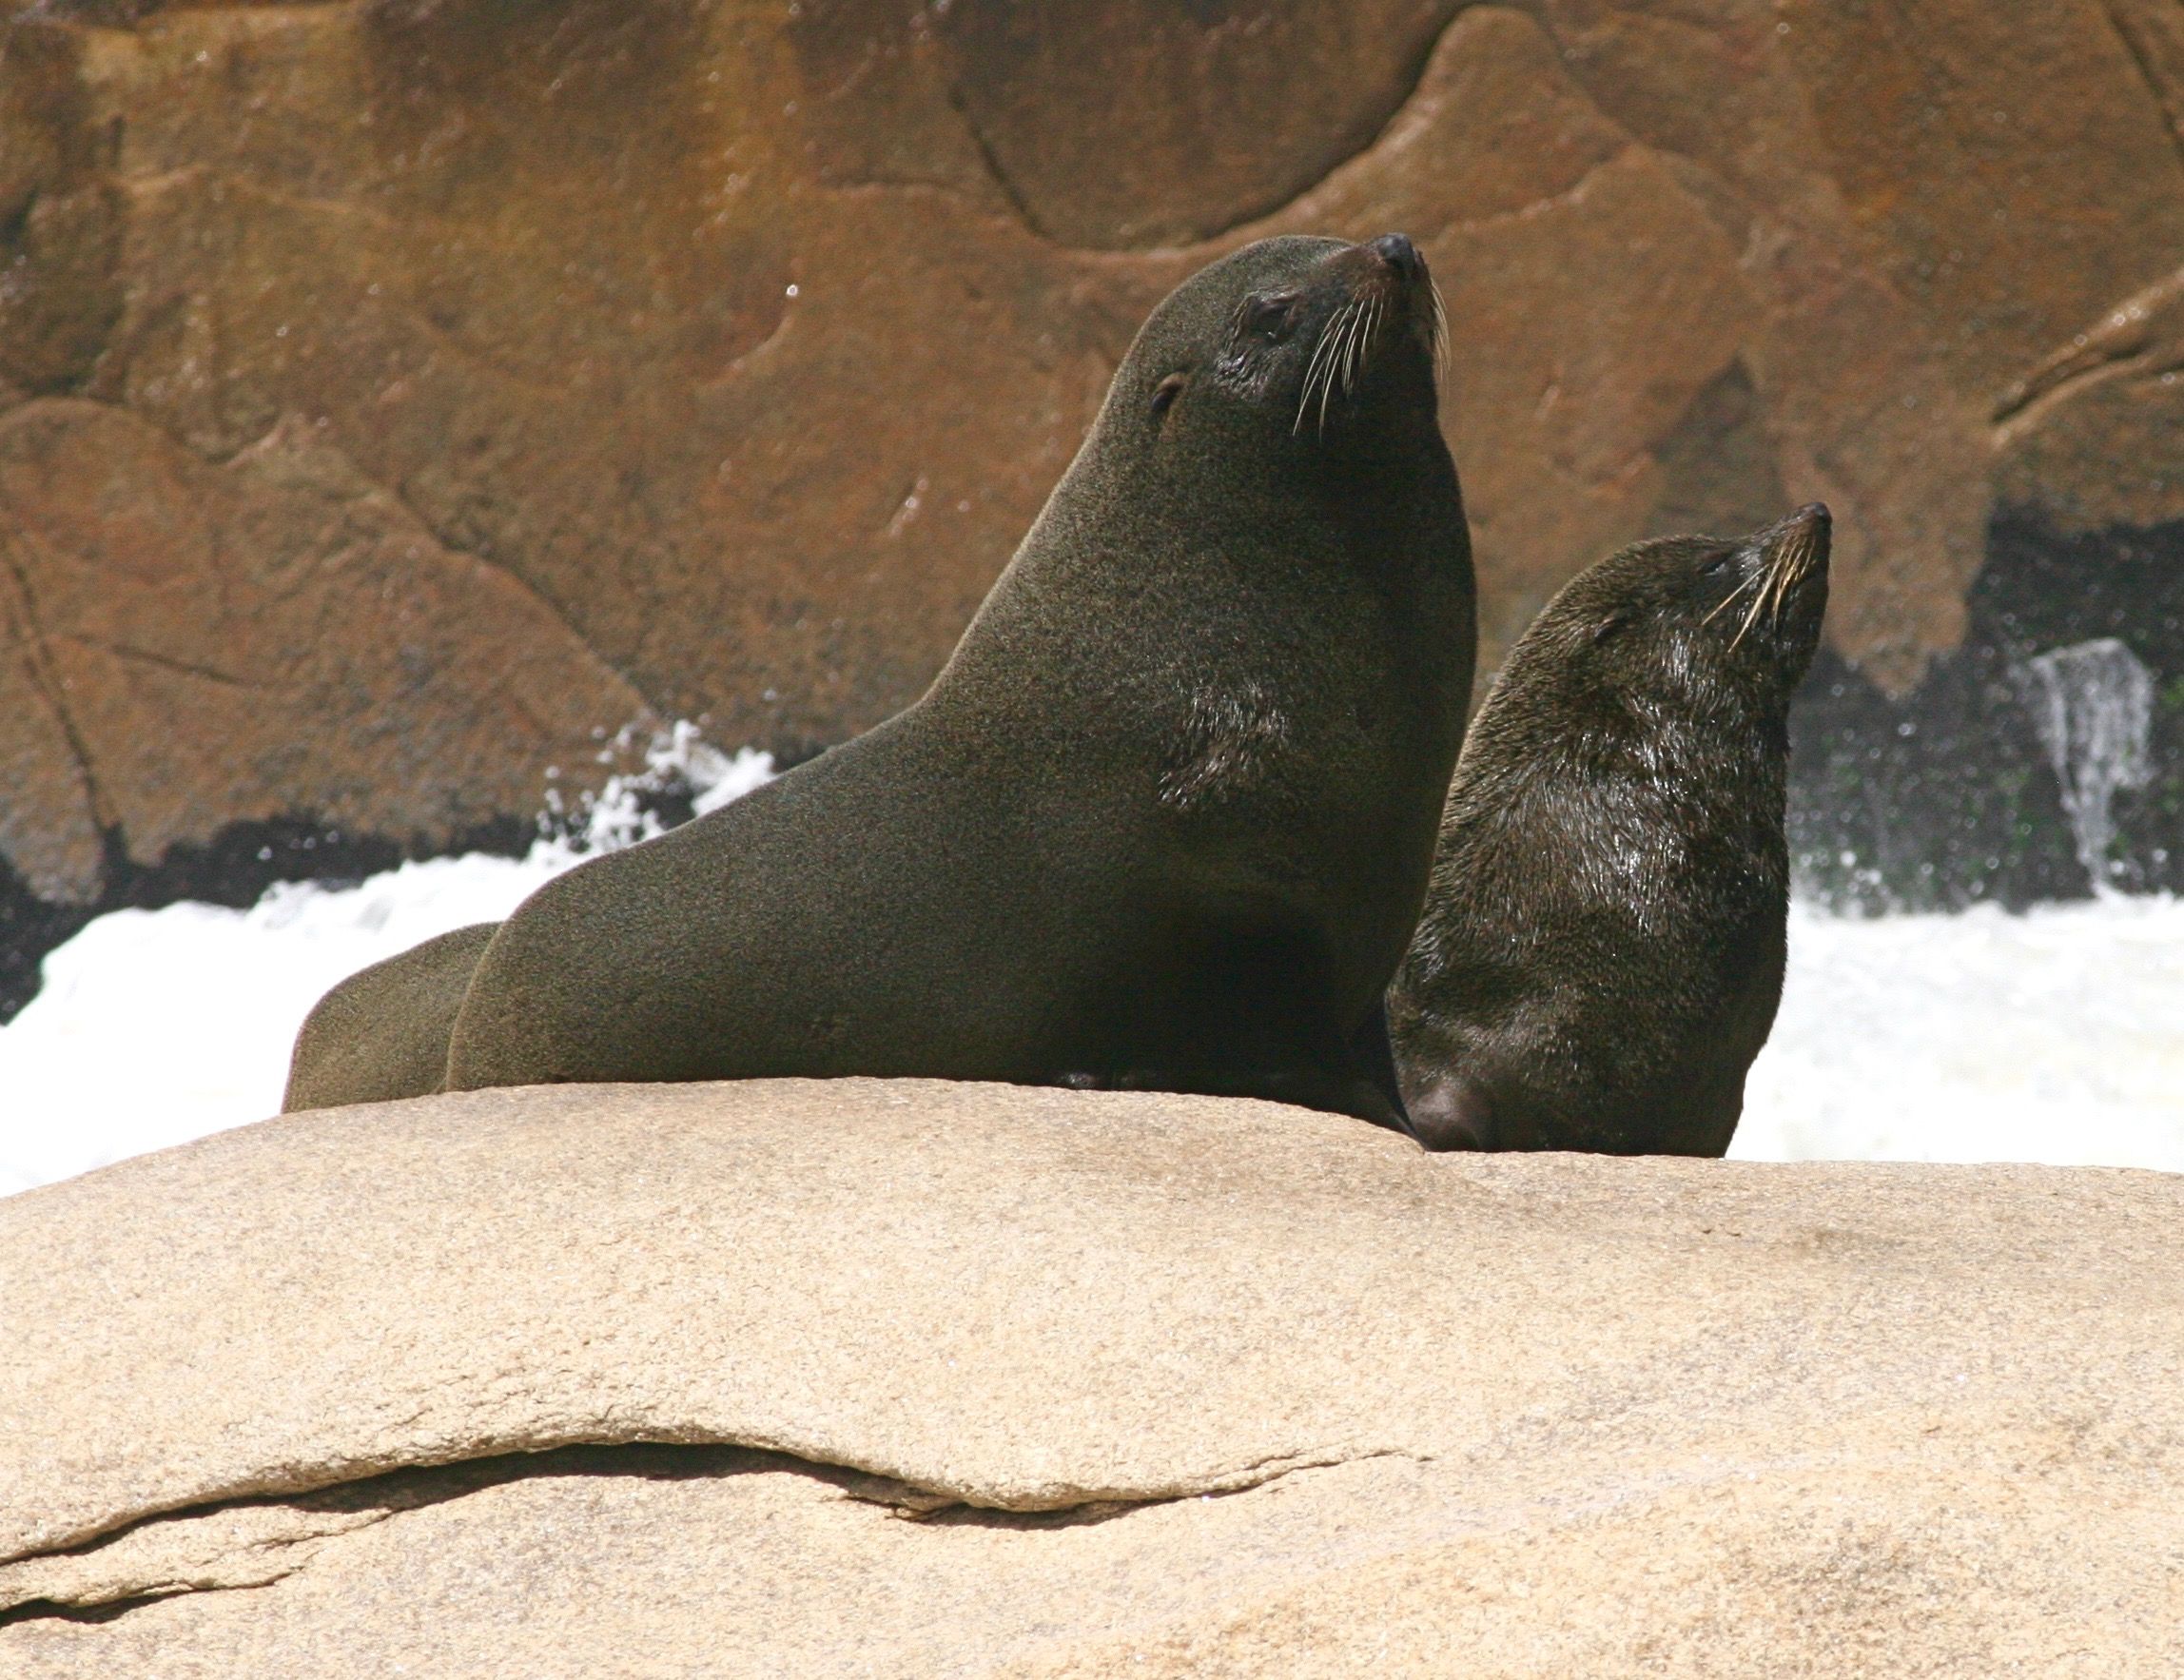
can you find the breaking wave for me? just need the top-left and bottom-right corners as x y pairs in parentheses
(2, 732), (2178, 1193)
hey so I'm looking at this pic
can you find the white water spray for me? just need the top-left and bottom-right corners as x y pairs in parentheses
(0, 724), (774, 1194)
(2020, 636), (2155, 891)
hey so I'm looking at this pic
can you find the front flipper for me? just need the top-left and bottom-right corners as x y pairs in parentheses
(1401, 1071), (1497, 1152)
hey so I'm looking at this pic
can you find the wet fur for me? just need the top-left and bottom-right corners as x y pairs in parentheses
(1390, 508), (1828, 1155)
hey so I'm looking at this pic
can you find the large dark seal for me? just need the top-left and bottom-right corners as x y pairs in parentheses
(1389, 503), (1829, 1155)
(283, 923), (497, 1112)
(438, 234), (1473, 1127)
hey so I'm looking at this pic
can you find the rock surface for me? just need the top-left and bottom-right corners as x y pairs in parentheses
(3, 1078), (2178, 1673)
(4, 0), (2184, 913)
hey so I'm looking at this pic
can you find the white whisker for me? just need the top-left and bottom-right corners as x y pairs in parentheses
(1296, 299), (1355, 436)
(1343, 299), (1374, 397)
(1702, 566), (1765, 632)
(1316, 300), (1359, 436)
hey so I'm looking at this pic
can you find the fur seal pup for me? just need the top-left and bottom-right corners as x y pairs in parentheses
(443, 233), (1474, 1127)
(1388, 503), (1830, 1155)
(283, 923), (497, 1112)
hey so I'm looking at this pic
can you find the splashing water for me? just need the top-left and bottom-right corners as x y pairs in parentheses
(2, 740), (2180, 1192)
(0, 727), (773, 1195)
(1732, 894), (2184, 1171)
(541, 720), (777, 856)
(2019, 637), (2155, 891)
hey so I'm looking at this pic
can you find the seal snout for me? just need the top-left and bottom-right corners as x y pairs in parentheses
(1359, 230), (1447, 374)
(1714, 500), (1830, 652)
(1771, 501), (1831, 547)
(1760, 501), (1831, 585)
(1367, 232), (1425, 281)
(1293, 232), (1445, 433)
(1345, 230), (1433, 313)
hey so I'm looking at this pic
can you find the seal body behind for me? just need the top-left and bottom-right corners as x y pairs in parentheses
(1390, 505), (1830, 1155)
(447, 234), (1473, 1128)
(283, 922), (497, 1113)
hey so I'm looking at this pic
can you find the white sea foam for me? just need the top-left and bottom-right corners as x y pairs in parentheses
(0, 736), (774, 1198)
(4, 817), (2180, 1194)
(1732, 893), (2184, 1172)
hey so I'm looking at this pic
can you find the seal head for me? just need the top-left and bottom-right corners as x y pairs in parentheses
(1391, 503), (1829, 1154)
(439, 234), (1473, 1130)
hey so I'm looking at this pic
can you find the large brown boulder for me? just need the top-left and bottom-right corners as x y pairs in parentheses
(2, 1080), (2179, 1673)
(0, 399), (650, 902)
(2, 0), (2181, 921)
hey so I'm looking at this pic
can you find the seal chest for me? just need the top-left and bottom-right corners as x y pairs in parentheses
(1390, 504), (1831, 1155)
(408, 233), (1474, 1130)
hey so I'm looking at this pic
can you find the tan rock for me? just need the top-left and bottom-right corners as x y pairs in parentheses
(1, 1079), (2178, 1672)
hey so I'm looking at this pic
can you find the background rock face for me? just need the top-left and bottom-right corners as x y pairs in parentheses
(3, 1081), (2180, 1673)
(2, 0), (2182, 989)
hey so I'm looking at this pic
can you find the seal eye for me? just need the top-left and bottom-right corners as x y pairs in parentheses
(1241, 294), (1297, 343)
(1150, 372), (1187, 423)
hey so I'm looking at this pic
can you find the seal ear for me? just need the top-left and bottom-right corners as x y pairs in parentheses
(1591, 612), (1632, 645)
(1150, 372), (1188, 425)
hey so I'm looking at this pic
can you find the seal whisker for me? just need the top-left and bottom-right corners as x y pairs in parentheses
(1297, 300), (1355, 436)
(1316, 299), (1361, 437)
(1764, 527), (1815, 634)
(1701, 568), (1765, 632)
(1302, 311), (1336, 435)
(1728, 580), (1772, 651)
(1298, 300), (1350, 434)
(1326, 303), (1358, 419)
(1346, 297), (1382, 397)
(1319, 319), (1348, 433)
(1750, 560), (1783, 638)
(1430, 277), (1450, 378)
(1765, 550), (1796, 634)
(1322, 296), (1373, 438)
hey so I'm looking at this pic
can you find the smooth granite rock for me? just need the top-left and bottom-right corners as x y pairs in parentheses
(1, 1079), (2178, 1673)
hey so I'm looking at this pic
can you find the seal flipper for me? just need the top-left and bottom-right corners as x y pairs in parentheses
(283, 922), (499, 1113)
(1403, 1072), (1496, 1152)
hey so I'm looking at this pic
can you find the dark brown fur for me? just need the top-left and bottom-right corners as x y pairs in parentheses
(1390, 504), (1829, 1154)
(436, 234), (1474, 1127)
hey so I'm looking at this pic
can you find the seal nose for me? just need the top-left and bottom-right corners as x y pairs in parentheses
(1748, 501), (1830, 559)
(1368, 232), (1424, 280)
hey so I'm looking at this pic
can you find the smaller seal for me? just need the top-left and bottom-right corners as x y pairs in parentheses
(282, 923), (497, 1113)
(1388, 503), (1830, 1155)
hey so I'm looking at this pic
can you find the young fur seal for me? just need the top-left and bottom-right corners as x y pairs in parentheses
(432, 234), (1472, 1127)
(1388, 503), (1829, 1155)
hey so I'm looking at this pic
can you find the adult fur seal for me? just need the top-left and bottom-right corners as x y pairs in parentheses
(283, 923), (497, 1112)
(437, 233), (1473, 1127)
(1389, 503), (1829, 1155)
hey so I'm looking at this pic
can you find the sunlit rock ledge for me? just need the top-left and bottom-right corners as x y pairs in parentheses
(4, 1079), (2179, 1676)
